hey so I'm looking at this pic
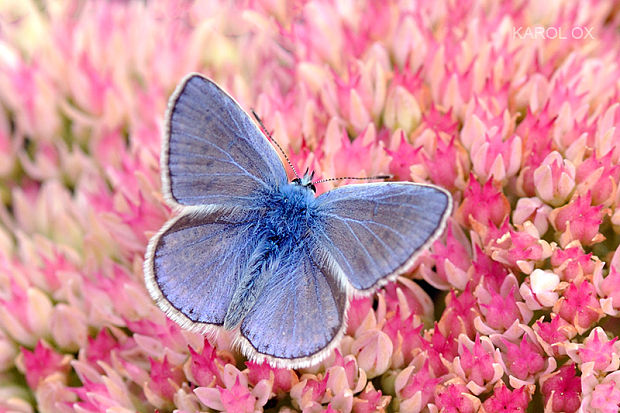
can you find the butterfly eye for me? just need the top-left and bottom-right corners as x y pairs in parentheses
(309, 184), (316, 193)
(292, 178), (301, 185)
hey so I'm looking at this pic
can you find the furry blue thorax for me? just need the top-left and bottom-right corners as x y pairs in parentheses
(262, 180), (318, 243)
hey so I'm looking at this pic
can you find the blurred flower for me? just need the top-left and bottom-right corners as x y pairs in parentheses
(533, 151), (576, 207)
(17, 340), (71, 389)
(588, 381), (620, 413)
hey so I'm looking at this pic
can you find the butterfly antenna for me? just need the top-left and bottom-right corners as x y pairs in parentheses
(252, 109), (300, 179)
(313, 174), (393, 185)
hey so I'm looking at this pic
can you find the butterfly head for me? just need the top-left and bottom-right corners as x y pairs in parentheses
(291, 169), (316, 193)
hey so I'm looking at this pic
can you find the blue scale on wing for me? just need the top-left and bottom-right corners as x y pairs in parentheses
(165, 76), (288, 207)
(314, 183), (451, 291)
(240, 241), (346, 359)
(151, 208), (259, 325)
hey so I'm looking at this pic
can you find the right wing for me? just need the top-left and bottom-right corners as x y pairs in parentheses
(314, 182), (451, 292)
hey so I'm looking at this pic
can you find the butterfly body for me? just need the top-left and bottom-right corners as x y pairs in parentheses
(223, 179), (319, 329)
(145, 73), (452, 368)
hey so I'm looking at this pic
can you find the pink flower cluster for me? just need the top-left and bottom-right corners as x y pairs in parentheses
(0, 0), (619, 412)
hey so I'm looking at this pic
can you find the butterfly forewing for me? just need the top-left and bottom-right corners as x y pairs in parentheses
(163, 74), (288, 208)
(314, 182), (452, 291)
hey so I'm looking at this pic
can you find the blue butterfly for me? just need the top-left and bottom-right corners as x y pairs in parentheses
(144, 73), (452, 368)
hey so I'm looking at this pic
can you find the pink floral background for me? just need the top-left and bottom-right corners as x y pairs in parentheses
(0, 1), (619, 412)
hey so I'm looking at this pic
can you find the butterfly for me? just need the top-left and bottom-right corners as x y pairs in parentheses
(144, 73), (452, 368)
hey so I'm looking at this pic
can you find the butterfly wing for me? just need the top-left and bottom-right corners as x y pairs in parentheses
(163, 73), (288, 208)
(144, 208), (258, 329)
(238, 244), (347, 368)
(314, 182), (452, 292)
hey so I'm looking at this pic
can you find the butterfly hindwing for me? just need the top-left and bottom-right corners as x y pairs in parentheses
(144, 208), (258, 329)
(163, 74), (288, 208)
(238, 245), (347, 367)
(314, 182), (452, 292)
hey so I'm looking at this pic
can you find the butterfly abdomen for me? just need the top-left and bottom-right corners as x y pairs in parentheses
(222, 183), (320, 329)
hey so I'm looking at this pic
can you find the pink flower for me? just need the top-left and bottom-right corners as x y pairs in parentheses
(575, 150), (620, 206)
(350, 330), (393, 378)
(83, 328), (119, 369)
(470, 132), (522, 183)
(246, 360), (298, 394)
(352, 382), (390, 413)
(19, 340), (71, 389)
(195, 365), (268, 412)
(385, 132), (423, 181)
(477, 284), (525, 332)
(2, 1), (620, 411)
(382, 307), (424, 367)
(289, 373), (330, 410)
(484, 222), (552, 274)
(453, 335), (503, 394)
(395, 359), (441, 409)
(439, 288), (479, 338)
(326, 126), (391, 186)
(589, 382), (620, 413)
(512, 197), (552, 236)
(382, 277), (434, 321)
(576, 328), (619, 372)
(383, 85), (421, 134)
(549, 192), (607, 247)
(470, 245), (508, 292)
(515, 109), (554, 197)
(541, 364), (581, 413)
(346, 297), (373, 335)
(146, 356), (184, 404)
(533, 151), (576, 207)
(556, 281), (603, 333)
(420, 104), (459, 135)
(533, 316), (574, 357)
(550, 246), (596, 282)
(456, 175), (510, 229)
(187, 339), (226, 388)
(427, 224), (471, 290)
(0, 280), (52, 347)
(520, 269), (560, 310)
(424, 324), (458, 377)
(481, 385), (531, 413)
(499, 336), (545, 380)
(435, 383), (479, 413)
(218, 377), (258, 413)
(422, 134), (470, 191)
(598, 247), (620, 311)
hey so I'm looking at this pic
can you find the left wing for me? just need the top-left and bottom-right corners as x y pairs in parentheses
(313, 182), (452, 292)
(144, 208), (258, 329)
(163, 74), (288, 208)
